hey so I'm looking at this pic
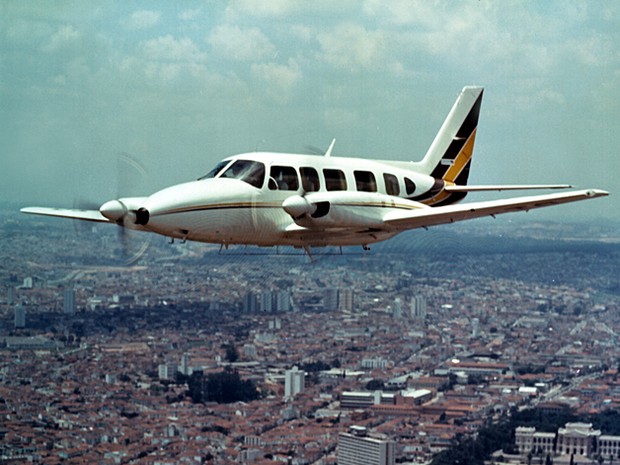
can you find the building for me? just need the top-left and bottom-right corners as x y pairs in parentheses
(243, 292), (258, 313)
(179, 353), (191, 376)
(284, 366), (305, 398)
(14, 305), (25, 328)
(599, 435), (620, 459)
(6, 287), (16, 305)
(557, 423), (600, 457)
(515, 423), (620, 459)
(63, 288), (76, 315)
(515, 427), (555, 455)
(338, 289), (354, 311)
(361, 357), (389, 369)
(276, 290), (291, 312)
(158, 363), (178, 381)
(471, 317), (479, 338)
(338, 427), (395, 465)
(260, 290), (273, 312)
(392, 297), (403, 319)
(340, 391), (395, 409)
(410, 296), (426, 319)
(325, 288), (339, 311)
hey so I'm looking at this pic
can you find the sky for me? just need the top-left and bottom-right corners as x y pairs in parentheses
(1, 0), (618, 222)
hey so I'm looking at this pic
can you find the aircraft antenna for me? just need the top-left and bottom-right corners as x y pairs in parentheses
(324, 138), (336, 158)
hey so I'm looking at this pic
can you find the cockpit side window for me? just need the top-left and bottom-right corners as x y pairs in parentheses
(323, 169), (347, 191)
(198, 160), (231, 180)
(300, 167), (320, 192)
(268, 166), (299, 191)
(405, 177), (416, 196)
(354, 170), (377, 192)
(383, 173), (400, 196)
(219, 160), (265, 188)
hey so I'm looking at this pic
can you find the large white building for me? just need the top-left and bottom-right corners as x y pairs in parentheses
(338, 427), (395, 465)
(557, 423), (600, 457)
(515, 422), (620, 459)
(284, 366), (305, 398)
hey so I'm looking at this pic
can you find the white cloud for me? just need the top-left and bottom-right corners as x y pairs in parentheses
(41, 25), (81, 53)
(208, 25), (276, 62)
(125, 10), (161, 30)
(251, 60), (301, 102)
(179, 9), (201, 21)
(141, 35), (207, 63)
(317, 23), (387, 71)
(225, 0), (311, 19)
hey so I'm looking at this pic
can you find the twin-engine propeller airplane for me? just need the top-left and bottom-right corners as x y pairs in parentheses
(22, 86), (608, 259)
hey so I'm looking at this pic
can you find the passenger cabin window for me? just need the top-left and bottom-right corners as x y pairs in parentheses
(383, 173), (400, 196)
(269, 166), (299, 191)
(405, 178), (416, 196)
(323, 169), (347, 191)
(219, 160), (265, 188)
(300, 167), (320, 192)
(354, 170), (377, 192)
(198, 160), (231, 180)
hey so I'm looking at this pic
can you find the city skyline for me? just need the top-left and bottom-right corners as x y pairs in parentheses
(1, 204), (619, 462)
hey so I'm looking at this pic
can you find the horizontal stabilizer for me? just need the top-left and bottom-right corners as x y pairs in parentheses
(20, 207), (111, 223)
(383, 189), (608, 230)
(444, 184), (573, 192)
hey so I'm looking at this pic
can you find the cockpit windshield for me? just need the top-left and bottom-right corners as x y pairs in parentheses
(198, 160), (231, 180)
(199, 159), (265, 188)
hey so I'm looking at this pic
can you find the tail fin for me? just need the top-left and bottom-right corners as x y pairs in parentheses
(414, 86), (483, 206)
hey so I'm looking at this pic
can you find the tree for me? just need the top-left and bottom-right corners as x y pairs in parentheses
(186, 369), (259, 404)
(365, 379), (385, 391)
(223, 343), (238, 363)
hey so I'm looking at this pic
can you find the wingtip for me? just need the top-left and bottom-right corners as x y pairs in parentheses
(585, 189), (609, 197)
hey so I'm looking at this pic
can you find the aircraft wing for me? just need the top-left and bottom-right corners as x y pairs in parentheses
(382, 189), (609, 231)
(20, 207), (112, 223)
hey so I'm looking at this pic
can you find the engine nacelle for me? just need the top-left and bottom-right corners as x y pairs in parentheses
(282, 191), (427, 230)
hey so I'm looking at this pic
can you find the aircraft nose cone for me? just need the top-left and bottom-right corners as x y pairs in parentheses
(100, 200), (127, 222)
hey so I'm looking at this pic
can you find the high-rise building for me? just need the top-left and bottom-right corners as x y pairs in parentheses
(269, 317), (282, 330)
(7, 287), (16, 305)
(471, 318), (480, 338)
(63, 288), (76, 315)
(276, 290), (291, 312)
(243, 292), (258, 313)
(14, 305), (26, 328)
(392, 298), (403, 319)
(410, 296), (427, 319)
(338, 289), (354, 311)
(338, 427), (395, 465)
(158, 363), (178, 380)
(324, 288), (339, 311)
(284, 366), (305, 398)
(179, 353), (191, 376)
(260, 291), (273, 312)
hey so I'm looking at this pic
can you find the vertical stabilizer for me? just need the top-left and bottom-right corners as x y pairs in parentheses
(413, 86), (483, 205)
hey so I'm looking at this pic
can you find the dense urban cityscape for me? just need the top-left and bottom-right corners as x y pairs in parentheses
(1, 206), (619, 464)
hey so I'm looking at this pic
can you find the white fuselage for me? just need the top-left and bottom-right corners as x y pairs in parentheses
(136, 152), (439, 248)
